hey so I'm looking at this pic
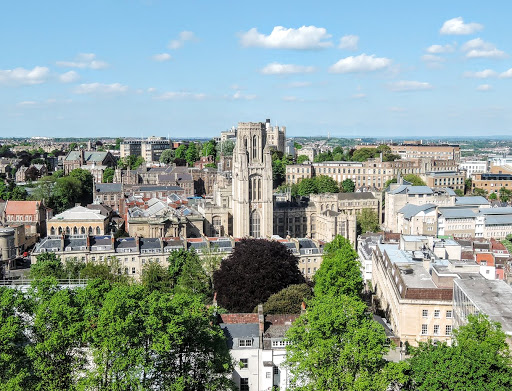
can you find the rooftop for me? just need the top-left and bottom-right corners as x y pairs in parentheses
(51, 206), (106, 221)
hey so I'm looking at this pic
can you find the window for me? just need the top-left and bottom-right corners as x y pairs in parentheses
(132, 267), (136, 274)
(422, 309), (428, 318)
(273, 366), (279, 375)
(446, 310), (452, 318)
(266, 372), (271, 379)
(240, 358), (248, 369)
(249, 210), (261, 238)
(433, 325), (440, 335)
(240, 378), (249, 391)
(421, 324), (428, 335)
(445, 325), (452, 336)
(434, 310), (440, 318)
(238, 339), (252, 347)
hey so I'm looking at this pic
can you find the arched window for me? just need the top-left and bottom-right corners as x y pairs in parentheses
(65, 227), (70, 235)
(81, 227), (86, 234)
(50, 227), (55, 235)
(58, 227), (63, 235)
(73, 227), (78, 235)
(96, 226), (101, 235)
(250, 210), (261, 238)
(88, 227), (93, 235)
(252, 135), (258, 160)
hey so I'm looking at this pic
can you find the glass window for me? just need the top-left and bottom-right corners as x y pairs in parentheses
(422, 309), (428, 318)
(239, 339), (252, 347)
(240, 378), (249, 391)
(240, 358), (248, 369)
(434, 310), (440, 318)
(433, 325), (440, 335)
(446, 325), (452, 336)
(446, 310), (453, 318)
(421, 324), (428, 335)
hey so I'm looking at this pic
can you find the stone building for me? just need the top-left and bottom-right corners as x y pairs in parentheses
(2, 200), (50, 236)
(355, 142), (461, 162)
(63, 150), (116, 176)
(47, 205), (110, 236)
(15, 164), (48, 183)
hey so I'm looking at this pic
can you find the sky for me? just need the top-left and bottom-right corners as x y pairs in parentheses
(1, 0), (512, 139)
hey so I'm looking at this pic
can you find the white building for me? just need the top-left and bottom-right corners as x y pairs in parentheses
(459, 160), (488, 178)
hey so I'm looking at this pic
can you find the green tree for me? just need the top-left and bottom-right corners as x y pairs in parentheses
(454, 188), (464, 196)
(357, 208), (380, 235)
(141, 260), (172, 292)
(30, 252), (65, 280)
(168, 249), (211, 300)
(68, 142), (78, 151)
(409, 314), (512, 391)
(217, 140), (235, 157)
(9, 185), (28, 200)
(294, 142), (302, 150)
(352, 147), (376, 162)
(0, 288), (32, 389)
(403, 174), (426, 186)
(297, 177), (318, 196)
(473, 187), (487, 197)
(69, 168), (94, 204)
(201, 139), (217, 157)
(185, 142), (200, 165)
(314, 235), (363, 299)
(465, 178), (473, 194)
(273, 154), (292, 188)
(384, 177), (398, 188)
(285, 294), (388, 391)
(341, 178), (356, 193)
(159, 148), (175, 164)
(313, 151), (333, 162)
(102, 167), (115, 183)
(499, 187), (512, 202)
(315, 175), (339, 193)
(31, 175), (55, 206)
(296, 155), (309, 164)
(174, 144), (187, 160)
(52, 175), (82, 212)
(258, 283), (312, 314)
(114, 138), (123, 150)
(489, 192), (498, 200)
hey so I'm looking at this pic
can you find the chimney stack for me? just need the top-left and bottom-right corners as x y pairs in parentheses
(258, 304), (264, 347)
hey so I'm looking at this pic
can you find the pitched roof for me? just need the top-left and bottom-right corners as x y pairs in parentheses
(439, 207), (477, 219)
(337, 192), (375, 200)
(455, 196), (489, 206)
(51, 206), (106, 221)
(398, 203), (437, 219)
(65, 151), (109, 162)
(5, 200), (41, 215)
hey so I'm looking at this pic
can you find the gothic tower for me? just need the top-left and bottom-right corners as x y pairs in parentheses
(232, 121), (273, 238)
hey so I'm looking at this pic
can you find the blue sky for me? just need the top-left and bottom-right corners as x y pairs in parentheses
(1, 0), (512, 138)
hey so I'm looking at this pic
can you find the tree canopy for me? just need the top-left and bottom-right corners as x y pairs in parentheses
(341, 178), (356, 193)
(213, 239), (305, 312)
(258, 283), (313, 314)
(159, 148), (175, 164)
(357, 208), (380, 235)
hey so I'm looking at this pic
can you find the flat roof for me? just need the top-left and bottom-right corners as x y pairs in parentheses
(398, 263), (436, 289)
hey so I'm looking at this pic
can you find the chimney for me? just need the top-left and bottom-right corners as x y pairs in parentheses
(61, 234), (65, 250)
(258, 304), (264, 347)
(111, 232), (115, 247)
(301, 301), (307, 315)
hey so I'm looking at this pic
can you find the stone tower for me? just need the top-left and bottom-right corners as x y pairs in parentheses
(232, 121), (273, 238)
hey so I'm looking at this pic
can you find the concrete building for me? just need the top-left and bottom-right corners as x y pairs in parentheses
(0, 227), (16, 270)
(422, 171), (465, 191)
(459, 160), (488, 178)
(472, 173), (512, 194)
(120, 137), (172, 162)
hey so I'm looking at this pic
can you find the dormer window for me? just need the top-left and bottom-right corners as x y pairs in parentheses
(238, 339), (253, 347)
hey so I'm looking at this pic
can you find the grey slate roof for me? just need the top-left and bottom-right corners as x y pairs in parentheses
(439, 208), (477, 219)
(337, 192), (375, 200)
(485, 215), (512, 226)
(455, 196), (489, 206)
(66, 151), (109, 162)
(398, 203), (437, 219)
(95, 183), (122, 193)
(480, 207), (512, 215)
(389, 185), (434, 195)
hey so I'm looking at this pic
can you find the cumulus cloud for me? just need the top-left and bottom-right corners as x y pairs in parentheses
(426, 43), (456, 53)
(461, 38), (507, 59)
(338, 35), (359, 50)
(59, 71), (80, 83)
(152, 53), (172, 62)
(239, 26), (332, 49)
(463, 69), (497, 78)
(329, 54), (391, 73)
(0, 66), (50, 85)
(168, 31), (198, 49)
(232, 91), (256, 100)
(261, 63), (316, 75)
(154, 91), (206, 100)
(440, 17), (483, 35)
(476, 84), (492, 91)
(74, 82), (128, 94)
(499, 68), (512, 78)
(388, 80), (433, 92)
(56, 53), (109, 69)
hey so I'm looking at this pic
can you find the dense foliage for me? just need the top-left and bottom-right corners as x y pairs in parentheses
(213, 239), (305, 312)
(257, 283), (313, 314)
(357, 208), (380, 235)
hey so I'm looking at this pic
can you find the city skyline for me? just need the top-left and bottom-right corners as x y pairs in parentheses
(2, 1), (512, 138)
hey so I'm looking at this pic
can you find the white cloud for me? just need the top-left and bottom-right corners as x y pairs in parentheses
(352, 93), (366, 99)
(338, 35), (359, 50)
(147, 87), (157, 93)
(476, 84), (492, 91)
(152, 53), (172, 62)
(239, 26), (332, 49)
(74, 82), (128, 94)
(261, 63), (316, 75)
(388, 80), (432, 92)
(461, 38), (507, 59)
(463, 69), (497, 78)
(154, 91), (206, 100)
(232, 91), (256, 100)
(57, 53), (109, 69)
(59, 71), (80, 83)
(329, 54), (391, 73)
(426, 44), (455, 54)
(285, 81), (312, 88)
(440, 17), (483, 35)
(499, 68), (512, 78)
(0, 66), (50, 85)
(421, 54), (445, 62)
(168, 31), (198, 49)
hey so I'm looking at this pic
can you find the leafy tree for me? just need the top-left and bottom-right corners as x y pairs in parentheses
(296, 155), (309, 164)
(174, 144), (187, 160)
(214, 239), (305, 312)
(0, 288), (32, 389)
(168, 249), (211, 300)
(499, 187), (512, 202)
(341, 178), (356, 193)
(27, 280), (86, 390)
(114, 138), (123, 150)
(118, 155), (144, 170)
(357, 208), (380, 235)
(258, 283), (312, 314)
(30, 252), (65, 279)
(102, 167), (115, 183)
(465, 178), (473, 194)
(68, 142), (78, 151)
(31, 175), (55, 205)
(403, 174), (426, 186)
(473, 187), (487, 197)
(9, 185), (28, 200)
(201, 139), (217, 157)
(294, 142), (302, 150)
(489, 192), (498, 200)
(159, 148), (175, 164)
(141, 260), (173, 292)
(314, 235), (363, 299)
(285, 293), (388, 391)
(352, 147), (376, 162)
(383, 153), (401, 162)
(217, 140), (235, 157)
(185, 142), (200, 165)
(313, 151), (333, 162)
(81, 257), (127, 283)
(273, 154), (292, 188)
(297, 178), (318, 196)
(69, 168), (94, 204)
(454, 188), (464, 196)
(315, 175), (339, 193)
(409, 314), (512, 391)
(384, 177), (398, 188)
(52, 175), (82, 212)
